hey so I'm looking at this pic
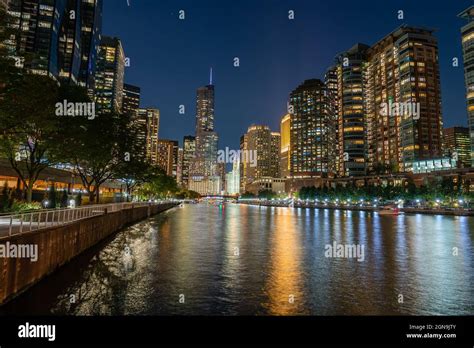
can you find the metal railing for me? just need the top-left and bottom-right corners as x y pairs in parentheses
(0, 201), (171, 238)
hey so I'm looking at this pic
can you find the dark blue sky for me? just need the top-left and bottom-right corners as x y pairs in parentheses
(104, 0), (473, 151)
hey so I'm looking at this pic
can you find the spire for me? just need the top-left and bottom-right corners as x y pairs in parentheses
(209, 67), (213, 85)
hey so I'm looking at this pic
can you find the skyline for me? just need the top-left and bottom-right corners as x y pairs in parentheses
(104, 0), (473, 151)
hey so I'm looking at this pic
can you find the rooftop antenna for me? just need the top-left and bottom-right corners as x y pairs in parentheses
(210, 67), (213, 85)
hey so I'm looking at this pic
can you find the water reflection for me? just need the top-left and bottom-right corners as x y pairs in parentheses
(1, 204), (473, 316)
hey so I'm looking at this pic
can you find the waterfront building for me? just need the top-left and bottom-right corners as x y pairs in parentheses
(181, 136), (196, 189)
(365, 26), (443, 173)
(287, 79), (336, 192)
(177, 148), (183, 186)
(78, 0), (102, 90)
(225, 160), (240, 195)
(240, 125), (280, 193)
(328, 44), (369, 177)
(459, 6), (474, 167)
(122, 84), (141, 116)
(280, 114), (291, 179)
(246, 177), (286, 196)
(138, 108), (160, 165)
(7, 0), (102, 87)
(94, 36), (125, 113)
(443, 127), (471, 168)
(157, 139), (178, 177)
(189, 71), (220, 195)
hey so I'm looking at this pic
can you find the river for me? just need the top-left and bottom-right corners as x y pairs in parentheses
(1, 203), (473, 315)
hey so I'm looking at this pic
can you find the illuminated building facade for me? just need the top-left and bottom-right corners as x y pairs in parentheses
(280, 114), (291, 178)
(138, 108), (160, 165)
(459, 6), (474, 167)
(7, 0), (102, 86)
(157, 140), (177, 177)
(94, 36), (125, 113)
(181, 136), (196, 189)
(189, 72), (220, 195)
(289, 79), (336, 179)
(331, 43), (369, 177)
(365, 26), (443, 173)
(240, 125), (280, 192)
(122, 83), (141, 116)
(443, 127), (471, 168)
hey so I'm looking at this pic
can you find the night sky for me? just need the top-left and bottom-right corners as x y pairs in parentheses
(104, 0), (473, 152)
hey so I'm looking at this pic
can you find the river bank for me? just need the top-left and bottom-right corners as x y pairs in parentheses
(237, 200), (474, 216)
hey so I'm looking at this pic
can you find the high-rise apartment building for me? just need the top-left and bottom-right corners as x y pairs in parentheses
(78, 0), (102, 89)
(138, 108), (160, 165)
(239, 134), (248, 193)
(157, 140), (178, 177)
(443, 127), (471, 169)
(328, 43), (369, 177)
(280, 114), (291, 178)
(288, 79), (336, 179)
(459, 6), (474, 167)
(365, 26), (443, 173)
(324, 65), (340, 175)
(7, 0), (102, 86)
(240, 125), (280, 192)
(122, 84), (141, 116)
(94, 36), (125, 113)
(225, 160), (240, 195)
(181, 136), (196, 189)
(177, 148), (183, 186)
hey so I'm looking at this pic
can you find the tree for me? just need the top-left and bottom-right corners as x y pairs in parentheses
(54, 86), (133, 204)
(0, 181), (9, 212)
(113, 113), (152, 201)
(0, 74), (61, 202)
(138, 171), (179, 200)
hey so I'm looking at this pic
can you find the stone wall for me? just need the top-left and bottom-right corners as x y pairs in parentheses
(0, 203), (176, 305)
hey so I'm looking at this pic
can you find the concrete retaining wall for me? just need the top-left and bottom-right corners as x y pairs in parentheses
(0, 203), (176, 305)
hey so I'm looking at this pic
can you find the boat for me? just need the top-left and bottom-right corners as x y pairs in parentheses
(378, 205), (402, 216)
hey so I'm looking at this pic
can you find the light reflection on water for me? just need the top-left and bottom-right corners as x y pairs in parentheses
(1, 204), (473, 316)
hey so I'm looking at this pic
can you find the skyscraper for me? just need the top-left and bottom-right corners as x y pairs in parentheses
(239, 134), (248, 193)
(225, 160), (240, 195)
(78, 0), (103, 89)
(324, 65), (340, 175)
(459, 6), (474, 167)
(192, 81), (218, 176)
(157, 140), (178, 177)
(177, 148), (184, 186)
(240, 125), (280, 192)
(122, 84), (141, 116)
(443, 127), (471, 169)
(181, 136), (196, 189)
(94, 36), (125, 113)
(189, 71), (220, 195)
(138, 108), (160, 165)
(328, 43), (369, 177)
(288, 79), (336, 185)
(7, 0), (101, 86)
(280, 113), (291, 178)
(365, 26), (443, 173)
